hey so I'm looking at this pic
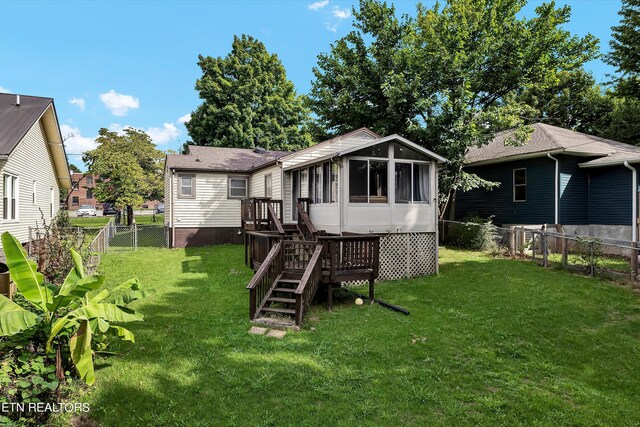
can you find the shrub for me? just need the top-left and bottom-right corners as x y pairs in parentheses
(447, 215), (499, 252)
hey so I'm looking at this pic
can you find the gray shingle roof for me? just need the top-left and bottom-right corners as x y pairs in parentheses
(0, 93), (52, 155)
(466, 123), (640, 168)
(166, 145), (290, 172)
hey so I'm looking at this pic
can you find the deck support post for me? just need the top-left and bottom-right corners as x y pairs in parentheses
(369, 279), (374, 305)
(327, 283), (333, 310)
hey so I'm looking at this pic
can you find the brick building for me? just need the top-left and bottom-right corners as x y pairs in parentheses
(66, 173), (96, 210)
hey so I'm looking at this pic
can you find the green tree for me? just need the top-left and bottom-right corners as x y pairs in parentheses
(186, 34), (312, 152)
(606, 0), (640, 98)
(83, 128), (164, 225)
(309, 0), (598, 215)
(516, 69), (613, 135)
(69, 164), (81, 173)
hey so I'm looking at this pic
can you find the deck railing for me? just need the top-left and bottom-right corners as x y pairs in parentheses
(241, 198), (283, 231)
(246, 230), (283, 269)
(267, 203), (285, 235)
(297, 199), (317, 241)
(319, 234), (380, 282)
(295, 244), (323, 326)
(246, 241), (283, 320)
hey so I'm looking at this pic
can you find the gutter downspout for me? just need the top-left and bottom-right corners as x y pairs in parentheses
(624, 161), (637, 242)
(171, 170), (175, 248)
(547, 153), (559, 225)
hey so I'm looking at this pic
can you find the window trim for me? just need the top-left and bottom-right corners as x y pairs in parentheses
(227, 175), (249, 200)
(513, 168), (527, 202)
(178, 173), (196, 199)
(394, 160), (431, 204)
(264, 173), (272, 198)
(348, 156), (389, 205)
(3, 173), (19, 222)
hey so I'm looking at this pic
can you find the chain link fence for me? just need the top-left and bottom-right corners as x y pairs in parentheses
(439, 219), (640, 284)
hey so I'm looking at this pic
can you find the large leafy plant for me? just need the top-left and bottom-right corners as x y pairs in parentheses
(0, 232), (149, 385)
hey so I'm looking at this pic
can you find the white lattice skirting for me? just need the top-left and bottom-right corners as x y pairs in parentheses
(378, 232), (438, 281)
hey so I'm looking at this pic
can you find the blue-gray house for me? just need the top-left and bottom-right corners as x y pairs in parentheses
(455, 123), (640, 242)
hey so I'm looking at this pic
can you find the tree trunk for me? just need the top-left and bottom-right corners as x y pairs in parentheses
(127, 205), (134, 226)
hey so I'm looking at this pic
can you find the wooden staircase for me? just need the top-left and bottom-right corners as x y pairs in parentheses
(243, 197), (380, 328)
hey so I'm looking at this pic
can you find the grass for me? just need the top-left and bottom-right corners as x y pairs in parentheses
(69, 214), (164, 228)
(69, 246), (640, 426)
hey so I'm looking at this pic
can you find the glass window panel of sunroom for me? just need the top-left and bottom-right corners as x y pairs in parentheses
(369, 161), (388, 203)
(413, 163), (430, 202)
(395, 163), (412, 203)
(349, 160), (368, 203)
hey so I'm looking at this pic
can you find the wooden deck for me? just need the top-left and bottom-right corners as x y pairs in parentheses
(242, 198), (380, 326)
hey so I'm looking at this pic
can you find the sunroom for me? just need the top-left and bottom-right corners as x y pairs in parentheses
(280, 134), (446, 279)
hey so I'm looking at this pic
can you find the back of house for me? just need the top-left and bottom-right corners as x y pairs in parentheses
(0, 93), (71, 252)
(455, 123), (640, 243)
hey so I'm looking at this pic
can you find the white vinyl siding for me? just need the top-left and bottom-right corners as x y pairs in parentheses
(172, 172), (243, 228)
(281, 134), (378, 170)
(0, 120), (60, 250)
(250, 165), (282, 199)
(164, 167), (171, 226)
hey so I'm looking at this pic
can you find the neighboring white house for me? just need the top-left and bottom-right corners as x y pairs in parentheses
(0, 93), (72, 251)
(165, 128), (446, 278)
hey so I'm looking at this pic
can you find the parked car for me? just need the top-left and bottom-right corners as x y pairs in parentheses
(77, 205), (96, 217)
(155, 203), (165, 214)
(103, 203), (119, 216)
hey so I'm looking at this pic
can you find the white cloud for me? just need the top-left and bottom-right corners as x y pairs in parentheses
(146, 123), (180, 145)
(177, 113), (191, 124)
(0, 86), (11, 94)
(332, 6), (351, 19)
(70, 97), (85, 111)
(99, 90), (139, 116)
(60, 125), (97, 154)
(308, 0), (329, 10)
(108, 122), (180, 145)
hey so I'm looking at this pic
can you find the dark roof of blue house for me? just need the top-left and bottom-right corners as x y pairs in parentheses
(466, 123), (640, 168)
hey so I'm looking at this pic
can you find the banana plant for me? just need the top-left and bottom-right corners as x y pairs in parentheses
(0, 232), (150, 385)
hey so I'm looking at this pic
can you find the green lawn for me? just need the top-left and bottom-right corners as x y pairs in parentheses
(70, 214), (164, 228)
(69, 246), (640, 426)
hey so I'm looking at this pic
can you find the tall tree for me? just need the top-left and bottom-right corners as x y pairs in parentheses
(68, 164), (81, 173)
(516, 69), (612, 135)
(83, 128), (164, 225)
(309, 0), (598, 215)
(606, 0), (640, 98)
(186, 35), (312, 152)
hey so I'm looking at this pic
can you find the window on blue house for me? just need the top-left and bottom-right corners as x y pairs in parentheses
(513, 168), (526, 202)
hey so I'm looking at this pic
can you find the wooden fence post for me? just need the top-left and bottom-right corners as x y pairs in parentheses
(509, 226), (516, 257)
(562, 232), (568, 267)
(631, 241), (638, 282)
(542, 230), (548, 268)
(555, 224), (562, 253)
(590, 241), (595, 277)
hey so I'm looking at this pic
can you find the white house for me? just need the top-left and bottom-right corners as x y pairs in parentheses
(165, 128), (446, 279)
(0, 93), (71, 251)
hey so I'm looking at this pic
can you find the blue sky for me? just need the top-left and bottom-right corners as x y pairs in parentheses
(0, 0), (623, 170)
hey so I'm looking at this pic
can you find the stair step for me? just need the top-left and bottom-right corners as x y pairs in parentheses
(273, 287), (296, 293)
(268, 297), (296, 304)
(262, 307), (296, 315)
(278, 279), (301, 284)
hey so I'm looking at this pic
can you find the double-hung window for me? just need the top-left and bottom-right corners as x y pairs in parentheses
(513, 168), (526, 202)
(228, 176), (248, 199)
(264, 174), (272, 198)
(178, 174), (196, 198)
(3, 174), (18, 221)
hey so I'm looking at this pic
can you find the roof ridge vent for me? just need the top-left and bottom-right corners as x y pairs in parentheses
(15, 95), (20, 106)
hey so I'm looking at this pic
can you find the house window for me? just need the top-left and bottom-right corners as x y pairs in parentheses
(349, 160), (388, 203)
(32, 181), (36, 204)
(396, 162), (431, 203)
(228, 176), (248, 199)
(513, 168), (526, 202)
(86, 175), (93, 186)
(314, 165), (322, 204)
(178, 174), (196, 198)
(308, 166), (315, 203)
(323, 162), (331, 203)
(72, 196), (79, 206)
(331, 163), (338, 203)
(2, 174), (18, 220)
(264, 174), (272, 198)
